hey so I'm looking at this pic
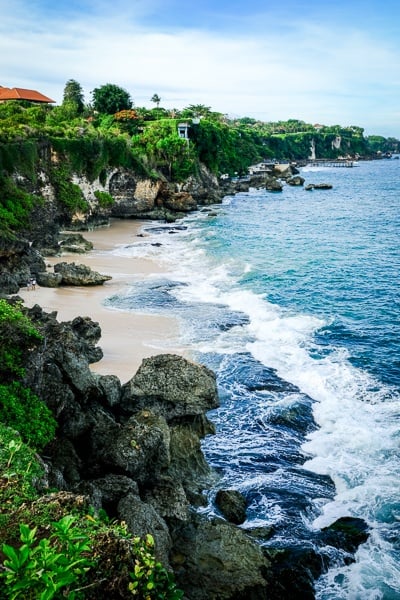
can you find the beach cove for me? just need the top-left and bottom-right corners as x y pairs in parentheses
(19, 218), (186, 383)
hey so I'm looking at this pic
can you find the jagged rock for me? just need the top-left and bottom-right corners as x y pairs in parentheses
(36, 271), (63, 287)
(168, 423), (216, 498)
(163, 191), (197, 212)
(93, 373), (122, 408)
(264, 546), (323, 600)
(320, 516), (369, 554)
(53, 261), (112, 285)
(305, 183), (333, 190)
(118, 493), (172, 566)
(287, 176), (305, 186)
(91, 410), (171, 484)
(76, 474), (140, 514)
(0, 272), (19, 294)
(144, 476), (190, 522)
(170, 515), (271, 600)
(265, 178), (283, 192)
(58, 233), (94, 253)
(215, 489), (247, 525)
(121, 354), (219, 420)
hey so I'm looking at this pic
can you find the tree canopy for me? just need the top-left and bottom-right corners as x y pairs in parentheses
(62, 79), (85, 114)
(91, 83), (132, 115)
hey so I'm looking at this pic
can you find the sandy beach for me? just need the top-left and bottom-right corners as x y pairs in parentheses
(19, 219), (185, 383)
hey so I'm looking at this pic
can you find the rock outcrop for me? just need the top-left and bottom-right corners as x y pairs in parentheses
(53, 262), (112, 285)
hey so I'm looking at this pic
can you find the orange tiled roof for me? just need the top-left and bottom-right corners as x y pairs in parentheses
(0, 86), (55, 103)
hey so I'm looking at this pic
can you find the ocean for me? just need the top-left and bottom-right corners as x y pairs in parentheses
(105, 157), (400, 599)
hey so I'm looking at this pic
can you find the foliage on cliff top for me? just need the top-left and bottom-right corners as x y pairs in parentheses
(0, 90), (399, 186)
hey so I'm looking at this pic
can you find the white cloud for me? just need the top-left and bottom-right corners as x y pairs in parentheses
(0, 0), (399, 136)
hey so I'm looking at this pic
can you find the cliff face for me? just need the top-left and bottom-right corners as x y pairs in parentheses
(2, 139), (222, 241)
(0, 138), (223, 293)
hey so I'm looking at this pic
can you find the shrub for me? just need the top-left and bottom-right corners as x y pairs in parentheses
(0, 383), (56, 450)
(94, 190), (114, 207)
(0, 424), (44, 512)
(1, 516), (93, 600)
(0, 300), (42, 380)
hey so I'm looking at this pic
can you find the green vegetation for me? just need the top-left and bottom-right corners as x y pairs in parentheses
(0, 77), (399, 234)
(0, 300), (56, 450)
(91, 83), (133, 115)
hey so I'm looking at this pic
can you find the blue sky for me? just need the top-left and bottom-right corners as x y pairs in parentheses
(1, 0), (399, 136)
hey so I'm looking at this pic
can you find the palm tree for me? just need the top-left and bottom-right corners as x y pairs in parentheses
(151, 94), (161, 108)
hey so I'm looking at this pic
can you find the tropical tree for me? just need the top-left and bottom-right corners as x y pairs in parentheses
(151, 93), (161, 108)
(91, 84), (132, 115)
(62, 79), (85, 114)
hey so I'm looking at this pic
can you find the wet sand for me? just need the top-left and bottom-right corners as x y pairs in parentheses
(20, 219), (185, 383)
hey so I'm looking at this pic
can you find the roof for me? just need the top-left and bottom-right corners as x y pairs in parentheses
(0, 86), (55, 103)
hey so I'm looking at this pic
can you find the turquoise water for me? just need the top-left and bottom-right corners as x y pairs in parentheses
(107, 157), (400, 598)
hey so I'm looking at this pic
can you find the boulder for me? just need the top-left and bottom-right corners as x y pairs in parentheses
(118, 493), (172, 566)
(320, 516), (369, 554)
(91, 410), (171, 484)
(170, 516), (271, 600)
(313, 183), (333, 189)
(58, 233), (93, 253)
(121, 354), (219, 420)
(163, 191), (197, 212)
(36, 271), (63, 287)
(215, 489), (247, 525)
(287, 176), (305, 186)
(53, 261), (112, 285)
(266, 178), (283, 192)
(0, 272), (20, 294)
(305, 183), (333, 190)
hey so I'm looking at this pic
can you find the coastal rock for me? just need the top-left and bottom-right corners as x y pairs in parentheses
(180, 163), (222, 205)
(272, 164), (295, 179)
(109, 171), (162, 216)
(117, 493), (172, 566)
(0, 272), (20, 294)
(53, 261), (112, 285)
(265, 177), (283, 192)
(320, 516), (369, 554)
(215, 489), (247, 525)
(36, 271), (63, 287)
(121, 354), (219, 420)
(92, 410), (171, 483)
(287, 175), (305, 186)
(170, 515), (271, 600)
(305, 183), (333, 190)
(0, 233), (46, 294)
(264, 546), (323, 599)
(163, 191), (197, 213)
(58, 232), (94, 253)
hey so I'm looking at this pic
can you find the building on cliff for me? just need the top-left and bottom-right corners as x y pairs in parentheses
(0, 85), (55, 103)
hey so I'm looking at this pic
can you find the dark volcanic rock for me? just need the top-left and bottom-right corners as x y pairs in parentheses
(215, 489), (247, 525)
(320, 516), (369, 554)
(36, 271), (63, 287)
(121, 354), (219, 420)
(287, 175), (305, 186)
(58, 233), (94, 253)
(265, 177), (283, 192)
(170, 515), (271, 600)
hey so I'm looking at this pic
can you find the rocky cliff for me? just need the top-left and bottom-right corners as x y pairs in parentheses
(3, 302), (367, 599)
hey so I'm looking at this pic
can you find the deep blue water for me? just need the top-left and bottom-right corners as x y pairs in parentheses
(105, 158), (400, 599)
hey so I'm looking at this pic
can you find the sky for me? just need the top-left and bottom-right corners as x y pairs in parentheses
(1, 0), (399, 137)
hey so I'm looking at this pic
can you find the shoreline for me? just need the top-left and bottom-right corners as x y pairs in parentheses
(20, 219), (186, 383)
